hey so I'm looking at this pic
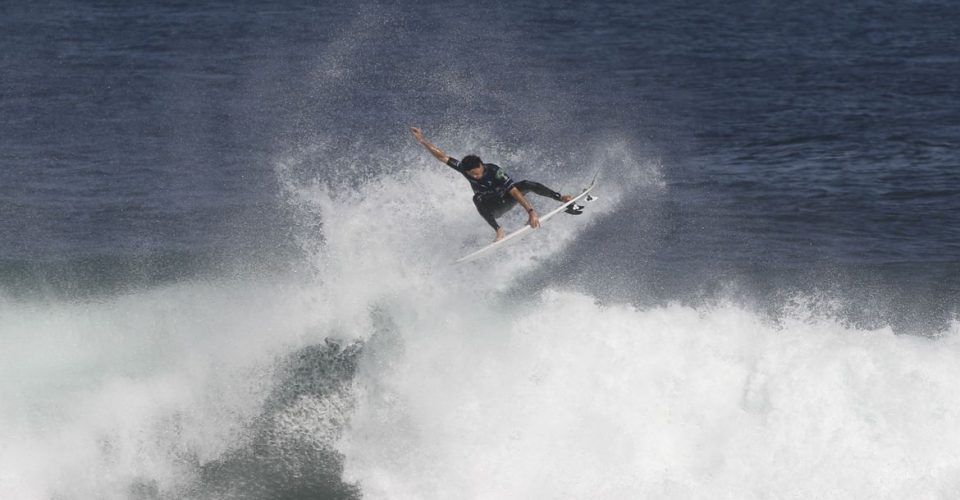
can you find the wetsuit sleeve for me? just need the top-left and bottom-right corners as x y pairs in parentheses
(446, 157), (461, 171)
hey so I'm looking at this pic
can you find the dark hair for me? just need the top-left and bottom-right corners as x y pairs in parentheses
(461, 155), (482, 170)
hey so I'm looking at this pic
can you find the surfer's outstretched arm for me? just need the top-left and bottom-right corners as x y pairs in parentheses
(411, 127), (450, 164)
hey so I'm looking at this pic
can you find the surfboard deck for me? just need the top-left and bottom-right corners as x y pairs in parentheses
(455, 172), (599, 264)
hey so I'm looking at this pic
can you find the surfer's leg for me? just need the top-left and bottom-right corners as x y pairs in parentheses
(517, 179), (579, 213)
(515, 180), (563, 201)
(490, 194), (518, 218)
(473, 194), (503, 230)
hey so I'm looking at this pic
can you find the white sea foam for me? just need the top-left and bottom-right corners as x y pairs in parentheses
(0, 281), (343, 499)
(283, 140), (960, 499)
(0, 135), (640, 499)
(339, 291), (960, 499)
(3, 139), (957, 500)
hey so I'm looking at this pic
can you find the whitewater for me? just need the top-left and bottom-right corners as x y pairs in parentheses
(2, 136), (958, 499)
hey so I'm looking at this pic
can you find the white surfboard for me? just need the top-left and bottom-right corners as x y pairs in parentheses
(456, 172), (599, 264)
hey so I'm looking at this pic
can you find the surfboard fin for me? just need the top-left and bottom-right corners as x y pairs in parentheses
(564, 203), (584, 215)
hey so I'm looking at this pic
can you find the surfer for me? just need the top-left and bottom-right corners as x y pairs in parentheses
(411, 127), (575, 241)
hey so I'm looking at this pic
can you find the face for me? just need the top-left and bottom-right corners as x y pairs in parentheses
(466, 164), (484, 180)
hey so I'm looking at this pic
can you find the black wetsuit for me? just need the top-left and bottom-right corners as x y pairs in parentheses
(446, 157), (563, 230)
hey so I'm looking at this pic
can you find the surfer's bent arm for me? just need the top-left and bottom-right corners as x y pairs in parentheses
(410, 127), (449, 164)
(510, 187), (541, 229)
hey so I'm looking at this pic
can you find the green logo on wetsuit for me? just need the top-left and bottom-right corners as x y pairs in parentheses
(496, 169), (506, 180)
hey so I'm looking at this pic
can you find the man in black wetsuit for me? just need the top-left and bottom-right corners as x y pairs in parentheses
(412, 127), (574, 242)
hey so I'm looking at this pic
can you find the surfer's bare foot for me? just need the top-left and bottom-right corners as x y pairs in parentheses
(494, 228), (505, 242)
(560, 195), (573, 202)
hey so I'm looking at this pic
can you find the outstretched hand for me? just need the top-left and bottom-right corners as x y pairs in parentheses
(411, 126), (449, 163)
(410, 126), (425, 144)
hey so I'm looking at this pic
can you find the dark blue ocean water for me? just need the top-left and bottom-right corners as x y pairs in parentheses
(2, 1), (959, 498)
(3, 1), (957, 309)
